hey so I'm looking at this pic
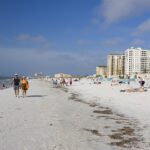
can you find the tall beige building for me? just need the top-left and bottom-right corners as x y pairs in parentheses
(107, 54), (125, 77)
(96, 66), (107, 77)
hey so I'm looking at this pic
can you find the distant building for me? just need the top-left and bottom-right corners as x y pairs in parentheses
(125, 47), (150, 77)
(107, 54), (125, 77)
(96, 66), (107, 77)
(54, 73), (72, 78)
(34, 72), (44, 79)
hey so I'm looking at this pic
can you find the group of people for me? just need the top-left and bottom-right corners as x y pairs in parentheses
(11, 74), (29, 98)
(52, 78), (72, 87)
(110, 76), (146, 88)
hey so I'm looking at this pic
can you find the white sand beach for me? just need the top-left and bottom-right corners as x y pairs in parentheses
(69, 78), (150, 149)
(0, 79), (150, 150)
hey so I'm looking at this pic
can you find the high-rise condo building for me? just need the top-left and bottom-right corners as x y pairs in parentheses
(125, 47), (150, 76)
(107, 54), (125, 77)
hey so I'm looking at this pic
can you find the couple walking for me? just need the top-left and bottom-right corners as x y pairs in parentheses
(12, 74), (29, 98)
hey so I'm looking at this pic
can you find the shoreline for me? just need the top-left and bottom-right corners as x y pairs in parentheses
(0, 86), (11, 90)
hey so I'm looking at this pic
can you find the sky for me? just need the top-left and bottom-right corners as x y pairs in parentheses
(0, 0), (150, 76)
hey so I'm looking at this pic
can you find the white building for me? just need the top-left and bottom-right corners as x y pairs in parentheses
(54, 73), (72, 78)
(125, 47), (150, 77)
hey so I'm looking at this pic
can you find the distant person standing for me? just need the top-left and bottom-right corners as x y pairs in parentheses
(61, 78), (66, 87)
(65, 78), (68, 86)
(70, 78), (72, 85)
(21, 76), (29, 98)
(138, 77), (145, 89)
(2, 82), (6, 88)
(11, 74), (20, 97)
(52, 79), (58, 88)
(127, 76), (130, 85)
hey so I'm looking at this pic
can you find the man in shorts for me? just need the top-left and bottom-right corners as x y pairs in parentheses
(12, 74), (20, 97)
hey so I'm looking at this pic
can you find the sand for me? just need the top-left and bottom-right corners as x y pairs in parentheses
(0, 79), (150, 150)
(69, 78), (150, 149)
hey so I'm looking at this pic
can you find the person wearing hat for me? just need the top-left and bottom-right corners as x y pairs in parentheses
(11, 74), (20, 97)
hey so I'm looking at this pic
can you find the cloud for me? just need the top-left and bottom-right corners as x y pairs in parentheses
(95, 0), (150, 23)
(133, 18), (150, 35)
(131, 39), (145, 46)
(17, 34), (30, 41)
(17, 34), (47, 43)
(32, 35), (47, 44)
(0, 47), (104, 75)
(91, 18), (101, 25)
(102, 37), (123, 46)
(17, 34), (51, 48)
(77, 40), (95, 46)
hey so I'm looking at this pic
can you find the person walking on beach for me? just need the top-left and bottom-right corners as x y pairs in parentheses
(138, 77), (145, 89)
(21, 76), (29, 98)
(60, 78), (66, 87)
(70, 78), (72, 85)
(65, 78), (68, 86)
(127, 76), (130, 85)
(52, 79), (58, 88)
(11, 74), (20, 97)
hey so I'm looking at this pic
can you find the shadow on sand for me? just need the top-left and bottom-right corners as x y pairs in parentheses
(26, 95), (47, 98)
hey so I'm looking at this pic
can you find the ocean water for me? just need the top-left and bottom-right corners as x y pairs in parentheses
(0, 77), (11, 89)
